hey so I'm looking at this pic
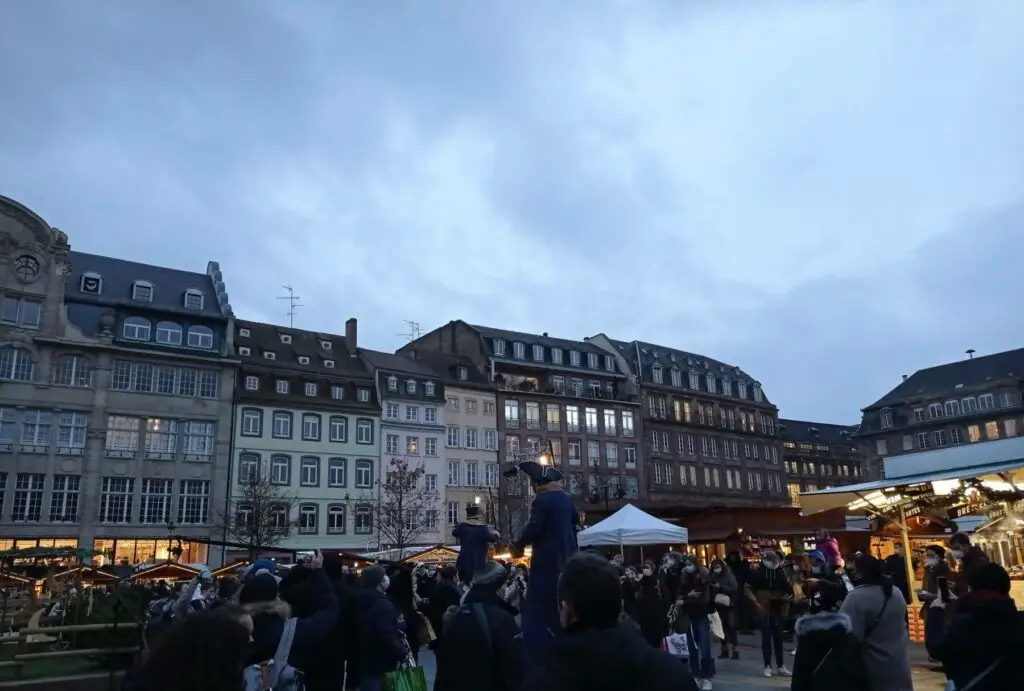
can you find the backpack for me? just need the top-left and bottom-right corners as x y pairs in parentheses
(243, 618), (304, 691)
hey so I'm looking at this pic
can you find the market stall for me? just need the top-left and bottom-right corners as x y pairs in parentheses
(130, 562), (201, 583)
(577, 504), (688, 559)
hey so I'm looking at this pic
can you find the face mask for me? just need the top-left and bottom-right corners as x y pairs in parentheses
(426, 569), (436, 577)
(642, 568), (653, 577)
(381, 575), (391, 591)
(792, 565), (802, 572)
(811, 565), (823, 575)
(684, 564), (696, 574)
(711, 567), (722, 575)
(926, 557), (939, 568)
(951, 549), (964, 560)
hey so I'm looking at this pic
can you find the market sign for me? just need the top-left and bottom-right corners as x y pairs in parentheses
(948, 501), (979, 519)
(987, 505), (1007, 522)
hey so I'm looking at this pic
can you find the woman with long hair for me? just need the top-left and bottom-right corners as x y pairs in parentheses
(133, 607), (253, 691)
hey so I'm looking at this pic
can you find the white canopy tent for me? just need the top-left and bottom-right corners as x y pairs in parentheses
(578, 503), (688, 548)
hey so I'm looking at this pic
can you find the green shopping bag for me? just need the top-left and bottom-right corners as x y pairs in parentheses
(382, 665), (427, 691)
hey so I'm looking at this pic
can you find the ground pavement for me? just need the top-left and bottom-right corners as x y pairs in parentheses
(416, 633), (950, 690)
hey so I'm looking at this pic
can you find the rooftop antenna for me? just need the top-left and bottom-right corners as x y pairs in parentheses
(397, 320), (422, 343)
(277, 285), (303, 328)
(966, 348), (976, 360)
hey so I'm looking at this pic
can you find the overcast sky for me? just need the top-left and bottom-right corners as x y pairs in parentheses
(2, 1), (1022, 423)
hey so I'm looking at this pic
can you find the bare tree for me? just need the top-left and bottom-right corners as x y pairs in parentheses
(361, 457), (441, 554)
(216, 463), (299, 560)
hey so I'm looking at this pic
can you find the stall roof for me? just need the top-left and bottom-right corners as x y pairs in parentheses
(800, 446), (1024, 516)
(578, 504), (689, 547)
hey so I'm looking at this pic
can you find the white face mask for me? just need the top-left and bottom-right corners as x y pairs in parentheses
(684, 564), (696, 574)
(951, 549), (965, 561)
(711, 567), (722, 575)
(764, 560), (778, 570)
(792, 565), (802, 572)
(811, 565), (823, 575)
(381, 575), (391, 591)
(926, 557), (939, 568)
(642, 568), (653, 577)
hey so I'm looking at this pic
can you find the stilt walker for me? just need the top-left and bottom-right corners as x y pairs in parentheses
(453, 500), (499, 587)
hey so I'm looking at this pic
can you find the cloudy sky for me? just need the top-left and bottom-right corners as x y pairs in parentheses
(2, 1), (1022, 423)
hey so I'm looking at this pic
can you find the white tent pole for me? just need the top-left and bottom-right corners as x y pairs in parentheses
(640, 545), (644, 562)
(619, 529), (624, 558)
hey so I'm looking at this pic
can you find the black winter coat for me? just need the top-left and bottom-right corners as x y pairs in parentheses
(790, 611), (868, 691)
(925, 594), (1024, 691)
(434, 587), (524, 691)
(356, 588), (408, 676)
(303, 578), (360, 691)
(517, 621), (698, 691)
(623, 577), (666, 647)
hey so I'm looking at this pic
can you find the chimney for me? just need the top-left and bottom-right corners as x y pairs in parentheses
(902, 374), (908, 381)
(345, 318), (357, 354)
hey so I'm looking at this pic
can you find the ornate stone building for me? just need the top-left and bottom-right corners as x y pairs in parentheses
(0, 195), (236, 566)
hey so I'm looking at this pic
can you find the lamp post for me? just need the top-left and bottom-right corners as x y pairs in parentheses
(588, 462), (625, 512)
(166, 522), (183, 562)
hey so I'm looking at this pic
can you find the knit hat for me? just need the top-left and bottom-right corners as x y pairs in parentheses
(243, 558), (278, 582)
(361, 565), (387, 590)
(471, 561), (507, 589)
(238, 572), (279, 605)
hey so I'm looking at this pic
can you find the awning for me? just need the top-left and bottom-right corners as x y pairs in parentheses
(800, 457), (1024, 516)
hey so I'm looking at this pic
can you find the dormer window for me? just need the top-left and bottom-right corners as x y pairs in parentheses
(670, 368), (682, 387)
(880, 407), (893, 429)
(552, 348), (563, 365)
(493, 339), (506, 356)
(324, 359), (335, 368)
(132, 280), (153, 302)
(122, 317), (151, 341)
(738, 381), (748, 399)
(320, 340), (332, 351)
(587, 353), (598, 369)
(753, 384), (763, 402)
(605, 355), (615, 372)
(652, 365), (663, 384)
(264, 351), (277, 360)
(457, 366), (468, 381)
(721, 378), (731, 396)
(387, 376), (398, 391)
(569, 351), (581, 366)
(239, 346), (251, 356)
(532, 345), (544, 361)
(706, 375), (717, 394)
(513, 342), (525, 359)
(425, 382), (436, 398)
(183, 289), (204, 310)
(80, 272), (103, 295)
(305, 383), (317, 396)
(239, 328), (251, 338)
(187, 325), (214, 349)
(688, 372), (700, 389)
(406, 380), (417, 394)
(280, 334), (292, 344)
(298, 356), (310, 365)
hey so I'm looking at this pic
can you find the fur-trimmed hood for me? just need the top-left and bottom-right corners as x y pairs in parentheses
(241, 598), (292, 620)
(795, 611), (852, 638)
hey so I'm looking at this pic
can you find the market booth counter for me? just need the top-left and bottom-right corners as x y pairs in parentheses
(800, 434), (1024, 642)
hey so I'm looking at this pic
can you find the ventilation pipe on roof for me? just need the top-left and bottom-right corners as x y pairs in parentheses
(902, 374), (908, 381)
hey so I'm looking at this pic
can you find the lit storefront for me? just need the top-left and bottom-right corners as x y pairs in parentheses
(0, 538), (80, 565)
(92, 538), (208, 566)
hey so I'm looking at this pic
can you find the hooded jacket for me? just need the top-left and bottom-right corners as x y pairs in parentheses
(926, 592), (1024, 690)
(791, 612), (867, 691)
(744, 561), (793, 618)
(815, 536), (842, 569)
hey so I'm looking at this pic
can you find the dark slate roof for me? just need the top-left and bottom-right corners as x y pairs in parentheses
(359, 349), (444, 379)
(468, 324), (622, 376)
(236, 320), (371, 378)
(778, 419), (857, 444)
(471, 324), (612, 358)
(66, 251), (231, 318)
(865, 347), (1024, 411)
(402, 350), (493, 391)
(604, 336), (771, 403)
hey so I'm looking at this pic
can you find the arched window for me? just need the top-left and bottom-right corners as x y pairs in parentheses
(54, 354), (92, 387)
(122, 317), (151, 341)
(0, 346), (34, 381)
(187, 325), (214, 349)
(155, 321), (183, 345)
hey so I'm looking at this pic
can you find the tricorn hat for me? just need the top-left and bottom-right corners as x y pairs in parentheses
(517, 460), (563, 484)
(465, 504), (481, 518)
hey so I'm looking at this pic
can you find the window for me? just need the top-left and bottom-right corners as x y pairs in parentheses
(875, 439), (887, 455)
(406, 380), (417, 394)
(504, 399), (519, 428)
(355, 506), (373, 534)
(178, 480), (210, 524)
(651, 365), (663, 384)
(99, 477), (134, 523)
(621, 411), (634, 437)
(484, 429), (497, 450)
(0, 346), (34, 381)
(688, 372), (700, 389)
(358, 387), (371, 402)
(568, 440), (581, 465)
(80, 271), (103, 294)
(238, 453), (259, 483)
(56, 412), (88, 453)
(105, 415), (140, 456)
(331, 384), (344, 399)
(406, 436), (419, 454)
(109, 361), (218, 398)
(570, 351), (581, 366)
(447, 501), (460, 525)
(934, 430), (947, 447)
(0, 297), (42, 329)
(384, 402), (398, 420)
(902, 435), (913, 451)
(183, 421), (215, 460)
(299, 505), (318, 534)
(425, 407), (437, 423)
(950, 427), (962, 444)
(183, 289), (205, 310)
(605, 355), (615, 372)
(587, 440), (600, 465)
(12, 473), (44, 522)
(272, 411), (293, 438)
(880, 409), (893, 428)
(585, 407), (599, 434)
(276, 380), (289, 394)
(985, 421), (1000, 440)
(466, 461), (479, 486)
(270, 455), (290, 485)
(406, 405), (419, 422)
(968, 424), (981, 442)
(243, 375), (259, 391)
(21, 409), (51, 447)
(328, 505), (346, 534)
(186, 325), (214, 349)
(122, 317), (151, 341)
(551, 348), (563, 364)
(531, 344), (544, 361)
(962, 397), (978, 413)
(944, 400), (961, 417)
(423, 474), (438, 493)
(425, 437), (437, 455)
(356, 460), (373, 488)
(493, 339), (506, 356)
(302, 414), (321, 441)
(1006, 419), (1018, 437)
(49, 475), (80, 522)
(387, 376), (398, 391)
(328, 416), (347, 442)
(145, 418), (178, 458)
(464, 428), (478, 449)
(328, 458), (347, 487)
(50, 354), (90, 388)
(301, 456), (320, 486)
(566, 406), (580, 433)
(623, 445), (637, 468)
(457, 365), (469, 380)
(241, 409), (262, 436)
(447, 460), (461, 487)
(917, 432), (930, 449)
(239, 328), (251, 338)
(13, 255), (39, 282)
(484, 463), (497, 487)
(425, 382), (436, 398)
(385, 434), (399, 454)
(304, 382), (317, 397)
(928, 403), (944, 419)
(356, 419), (373, 444)
(706, 375), (716, 394)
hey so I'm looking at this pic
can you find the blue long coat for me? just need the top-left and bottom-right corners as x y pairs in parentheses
(513, 488), (579, 660)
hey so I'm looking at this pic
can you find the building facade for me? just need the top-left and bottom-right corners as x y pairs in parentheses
(0, 195), (236, 566)
(398, 321), (643, 534)
(360, 350), (447, 548)
(856, 349), (1024, 478)
(588, 335), (788, 512)
(401, 351), (499, 543)
(229, 318), (380, 557)
(778, 419), (865, 506)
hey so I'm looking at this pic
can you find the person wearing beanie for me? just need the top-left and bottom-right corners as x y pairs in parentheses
(239, 550), (338, 670)
(453, 503), (500, 586)
(925, 561), (1024, 689)
(355, 565), (409, 691)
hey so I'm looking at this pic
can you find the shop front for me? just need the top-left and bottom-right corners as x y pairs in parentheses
(92, 538), (209, 566)
(0, 538), (80, 565)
